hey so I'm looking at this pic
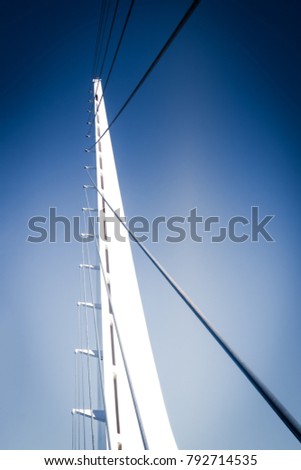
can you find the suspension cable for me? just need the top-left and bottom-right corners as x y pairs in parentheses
(85, 169), (301, 444)
(82, 202), (112, 450)
(78, 303), (87, 449)
(94, 1), (112, 78)
(87, 0), (121, 131)
(84, 186), (149, 449)
(86, 0), (201, 151)
(87, 0), (136, 136)
(81, 240), (96, 449)
(91, 0), (109, 82)
(98, 0), (120, 79)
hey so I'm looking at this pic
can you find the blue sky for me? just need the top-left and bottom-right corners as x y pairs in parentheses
(0, 0), (300, 449)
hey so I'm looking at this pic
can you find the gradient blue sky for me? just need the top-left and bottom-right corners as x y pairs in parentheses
(0, 0), (300, 450)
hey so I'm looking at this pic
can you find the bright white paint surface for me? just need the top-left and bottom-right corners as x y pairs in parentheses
(94, 80), (177, 451)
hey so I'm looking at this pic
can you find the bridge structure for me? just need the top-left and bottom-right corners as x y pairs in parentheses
(72, 80), (177, 450)
(71, 1), (301, 451)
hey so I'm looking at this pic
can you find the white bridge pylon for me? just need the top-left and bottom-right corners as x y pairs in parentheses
(90, 79), (176, 450)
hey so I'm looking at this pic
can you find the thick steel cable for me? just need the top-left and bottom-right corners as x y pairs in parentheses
(87, 0), (136, 136)
(88, 0), (113, 117)
(86, 0), (201, 152)
(91, 0), (109, 82)
(94, 0), (112, 77)
(98, 0), (120, 79)
(88, 0), (110, 121)
(86, 170), (301, 444)
(86, 0), (121, 132)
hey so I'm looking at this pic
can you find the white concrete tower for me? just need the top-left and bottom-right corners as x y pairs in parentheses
(93, 79), (176, 451)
